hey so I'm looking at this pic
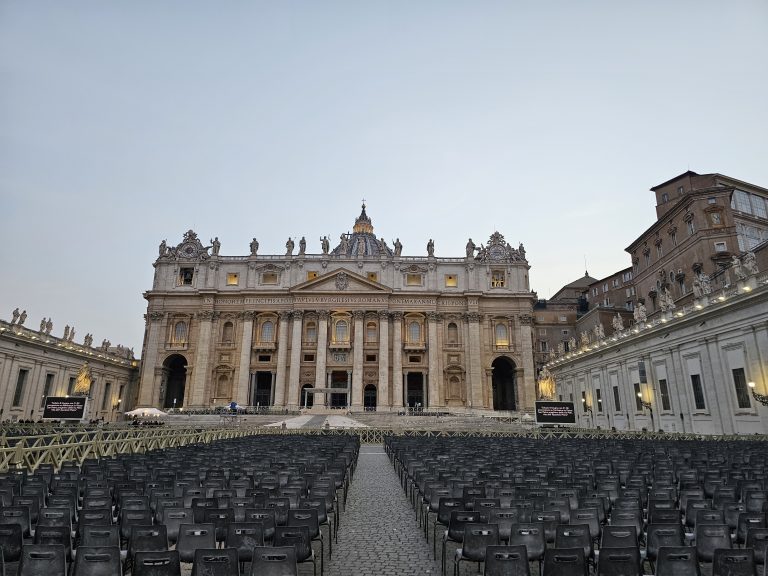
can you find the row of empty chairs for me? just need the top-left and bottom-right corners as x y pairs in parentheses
(0, 433), (359, 575)
(386, 434), (768, 575)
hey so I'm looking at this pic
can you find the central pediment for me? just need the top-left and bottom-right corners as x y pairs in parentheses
(291, 269), (391, 294)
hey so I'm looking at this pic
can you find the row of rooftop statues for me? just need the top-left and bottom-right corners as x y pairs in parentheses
(7, 308), (133, 358)
(160, 235), (526, 260)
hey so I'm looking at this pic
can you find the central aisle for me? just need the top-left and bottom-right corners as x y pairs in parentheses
(326, 445), (440, 575)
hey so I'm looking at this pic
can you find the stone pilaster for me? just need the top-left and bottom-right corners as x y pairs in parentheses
(427, 312), (440, 408)
(189, 310), (215, 407)
(351, 310), (365, 410)
(234, 311), (255, 406)
(287, 310), (304, 410)
(518, 314), (535, 410)
(314, 311), (329, 406)
(467, 312), (483, 409)
(378, 311), (390, 410)
(138, 311), (164, 407)
(392, 312), (403, 408)
(273, 311), (291, 407)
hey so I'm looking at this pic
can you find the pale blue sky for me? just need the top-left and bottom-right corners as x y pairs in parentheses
(2, 0), (767, 351)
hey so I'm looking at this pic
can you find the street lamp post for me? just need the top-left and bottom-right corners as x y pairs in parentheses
(637, 392), (654, 431)
(748, 382), (768, 406)
(581, 397), (594, 427)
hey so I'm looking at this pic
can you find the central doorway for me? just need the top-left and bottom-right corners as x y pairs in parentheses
(364, 384), (377, 411)
(163, 355), (187, 409)
(252, 371), (272, 407)
(330, 371), (349, 408)
(406, 372), (425, 408)
(492, 356), (517, 410)
(300, 384), (314, 408)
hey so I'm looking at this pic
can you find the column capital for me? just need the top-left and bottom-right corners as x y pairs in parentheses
(378, 310), (390, 321)
(466, 312), (481, 323)
(197, 310), (216, 321)
(426, 311), (441, 322)
(353, 310), (365, 321)
(318, 310), (330, 321)
(240, 311), (256, 321)
(391, 311), (404, 321)
(278, 311), (292, 321)
(291, 310), (304, 321)
(518, 314), (533, 326)
(147, 311), (165, 322)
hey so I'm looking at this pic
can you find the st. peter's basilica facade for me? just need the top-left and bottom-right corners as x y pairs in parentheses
(136, 206), (536, 413)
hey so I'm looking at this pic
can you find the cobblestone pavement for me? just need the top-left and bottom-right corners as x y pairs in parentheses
(326, 445), (441, 576)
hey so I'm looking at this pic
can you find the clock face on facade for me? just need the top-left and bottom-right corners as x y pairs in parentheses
(489, 245), (506, 260)
(181, 243), (197, 257)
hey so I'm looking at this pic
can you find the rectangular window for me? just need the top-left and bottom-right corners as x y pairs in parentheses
(307, 271), (318, 281)
(732, 368), (751, 409)
(539, 341), (548, 352)
(732, 190), (752, 214)
(118, 385), (125, 407)
(661, 192), (669, 203)
(444, 274), (458, 287)
(561, 329), (569, 335)
(671, 231), (677, 246)
(753, 194), (767, 218)
(595, 388), (602, 412)
(408, 355), (421, 363)
(656, 244), (663, 258)
(406, 273), (422, 286)
(708, 197), (717, 204)
(41, 373), (54, 407)
(13, 369), (28, 407)
(612, 386), (621, 412)
(258, 355), (271, 362)
(714, 242), (727, 252)
(365, 354), (377, 363)
(581, 390), (587, 413)
(690, 374), (706, 410)
(101, 382), (112, 410)
(633, 383), (642, 411)
(559, 316), (567, 323)
(67, 376), (76, 396)
(226, 273), (239, 286)
(491, 271), (506, 288)
(658, 379), (671, 411)
(367, 272), (378, 282)
(303, 354), (315, 362)
(687, 219), (695, 236)
(179, 267), (194, 286)
(538, 329), (547, 336)
(261, 272), (278, 285)
(644, 253), (651, 266)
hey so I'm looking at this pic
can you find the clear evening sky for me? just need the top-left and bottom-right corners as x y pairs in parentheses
(1, 1), (767, 352)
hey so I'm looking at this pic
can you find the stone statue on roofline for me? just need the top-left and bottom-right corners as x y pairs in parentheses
(250, 238), (259, 256)
(743, 251), (759, 275)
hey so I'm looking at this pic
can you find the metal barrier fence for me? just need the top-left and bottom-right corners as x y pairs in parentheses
(2, 425), (766, 472)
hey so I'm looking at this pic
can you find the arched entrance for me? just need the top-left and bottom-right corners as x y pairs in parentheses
(492, 357), (517, 411)
(406, 373), (425, 409)
(300, 384), (314, 408)
(163, 354), (187, 409)
(364, 385), (377, 411)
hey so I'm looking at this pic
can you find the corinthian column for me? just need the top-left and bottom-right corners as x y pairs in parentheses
(273, 311), (291, 407)
(313, 311), (329, 406)
(189, 310), (215, 407)
(378, 311), (390, 410)
(138, 311), (164, 406)
(467, 312), (484, 409)
(351, 310), (365, 411)
(287, 310), (304, 410)
(234, 311), (255, 406)
(392, 312), (403, 408)
(427, 312), (441, 408)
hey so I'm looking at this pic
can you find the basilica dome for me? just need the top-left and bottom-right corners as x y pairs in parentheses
(331, 204), (394, 258)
